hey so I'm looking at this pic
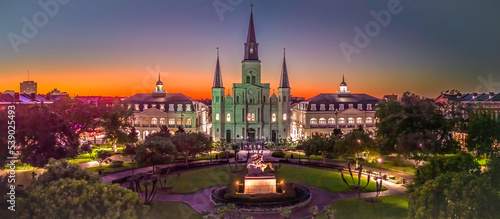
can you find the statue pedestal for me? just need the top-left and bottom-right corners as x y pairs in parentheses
(244, 173), (276, 194)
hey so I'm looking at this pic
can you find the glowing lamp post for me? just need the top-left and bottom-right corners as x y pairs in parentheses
(377, 158), (382, 176)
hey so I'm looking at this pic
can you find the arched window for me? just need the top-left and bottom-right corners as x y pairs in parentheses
(226, 113), (231, 122)
(310, 118), (318, 125)
(246, 76), (250, 83)
(339, 118), (345, 124)
(283, 113), (287, 120)
(348, 118), (354, 124)
(272, 113), (276, 122)
(159, 118), (166, 125)
(319, 118), (326, 124)
(186, 118), (192, 125)
(168, 118), (175, 125)
(151, 118), (158, 125)
(366, 117), (373, 123)
(356, 117), (363, 124)
(328, 118), (335, 124)
(143, 130), (149, 138)
(215, 113), (220, 121)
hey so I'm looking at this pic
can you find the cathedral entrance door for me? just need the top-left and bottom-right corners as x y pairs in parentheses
(248, 128), (256, 142)
(226, 130), (231, 143)
(271, 130), (277, 142)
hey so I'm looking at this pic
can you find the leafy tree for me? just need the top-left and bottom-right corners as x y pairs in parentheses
(78, 142), (93, 158)
(336, 130), (379, 162)
(135, 134), (176, 170)
(301, 133), (335, 165)
(96, 150), (112, 169)
(465, 109), (500, 157)
(21, 178), (148, 219)
(100, 104), (135, 150)
(376, 92), (459, 159)
(408, 172), (499, 219)
(15, 105), (80, 167)
(485, 154), (500, 190)
(32, 159), (99, 187)
(171, 132), (212, 166)
(410, 152), (481, 191)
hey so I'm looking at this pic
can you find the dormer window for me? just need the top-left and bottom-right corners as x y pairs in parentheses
(177, 104), (183, 112)
(367, 104), (372, 111)
(143, 104), (148, 110)
(310, 104), (317, 111)
(357, 104), (363, 110)
(329, 104), (334, 111)
(320, 104), (325, 111)
(339, 104), (344, 110)
(348, 104), (353, 108)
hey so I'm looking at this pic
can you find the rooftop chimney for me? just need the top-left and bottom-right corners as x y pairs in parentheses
(472, 93), (478, 99)
(489, 92), (495, 99)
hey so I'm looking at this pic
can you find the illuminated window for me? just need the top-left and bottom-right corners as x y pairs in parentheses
(283, 113), (287, 120)
(366, 117), (373, 123)
(143, 104), (148, 110)
(186, 118), (192, 125)
(348, 118), (354, 124)
(310, 118), (317, 125)
(215, 113), (220, 121)
(358, 104), (363, 110)
(319, 118), (326, 124)
(227, 113), (231, 122)
(169, 118), (175, 125)
(329, 104), (334, 111)
(251, 113), (255, 121)
(357, 117), (362, 124)
(160, 118), (166, 125)
(247, 113), (251, 121)
(160, 104), (165, 110)
(272, 113), (276, 122)
(339, 104), (344, 110)
(367, 104), (372, 110)
(320, 104), (325, 111)
(135, 104), (139, 111)
(177, 118), (182, 125)
(328, 118), (335, 124)
(339, 118), (345, 124)
(151, 118), (157, 125)
(348, 104), (353, 108)
(310, 104), (317, 111)
(152, 104), (157, 108)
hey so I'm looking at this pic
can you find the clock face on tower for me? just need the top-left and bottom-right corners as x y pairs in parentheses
(248, 89), (254, 95)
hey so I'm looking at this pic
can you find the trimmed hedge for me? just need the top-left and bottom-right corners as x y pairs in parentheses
(271, 151), (286, 158)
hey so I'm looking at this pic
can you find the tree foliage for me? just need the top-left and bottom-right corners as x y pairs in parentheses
(336, 130), (379, 162)
(171, 132), (212, 166)
(32, 159), (100, 188)
(300, 133), (335, 164)
(408, 172), (499, 219)
(21, 178), (148, 219)
(135, 134), (176, 168)
(100, 105), (136, 147)
(465, 109), (500, 157)
(375, 92), (460, 158)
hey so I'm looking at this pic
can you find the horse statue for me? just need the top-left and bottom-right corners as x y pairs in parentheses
(247, 152), (274, 172)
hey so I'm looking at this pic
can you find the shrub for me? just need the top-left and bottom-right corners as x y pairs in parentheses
(272, 151), (286, 158)
(219, 151), (235, 159)
(110, 160), (124, 168)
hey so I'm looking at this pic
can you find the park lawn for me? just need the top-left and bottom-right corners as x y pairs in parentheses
(195, 152), (222, 160)
(145, 201), (201, 219)
(317, 195), (408, 219)
(364, 157), (416, 175)
(274, 165), (386, 193)
(156, 164), (385, 194)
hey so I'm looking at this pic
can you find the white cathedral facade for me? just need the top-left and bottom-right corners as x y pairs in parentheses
(211, 8), (291, 145)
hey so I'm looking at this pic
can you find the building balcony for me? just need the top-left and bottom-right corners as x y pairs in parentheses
(142, 124), (149, 127)
(150, 124), (157, 127)
(134, 124), (140, 127)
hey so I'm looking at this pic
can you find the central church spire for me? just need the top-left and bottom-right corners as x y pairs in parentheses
(244, 3), (259, 60)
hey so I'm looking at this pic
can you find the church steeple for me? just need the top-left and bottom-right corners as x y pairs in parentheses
(244, 3), (259, 60)
(279, 48), (290, 88)
(212, 47), (223, 88)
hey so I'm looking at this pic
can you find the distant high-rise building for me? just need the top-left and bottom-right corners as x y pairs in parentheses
(20, 81), (37, 94)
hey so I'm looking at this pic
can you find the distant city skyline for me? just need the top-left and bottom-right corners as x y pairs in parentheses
(1, 0), (500, 99)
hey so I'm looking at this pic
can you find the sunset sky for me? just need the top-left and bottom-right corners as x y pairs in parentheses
(1, 0), (499, 99)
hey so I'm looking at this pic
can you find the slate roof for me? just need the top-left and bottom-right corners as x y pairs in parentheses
(303, 93), (379, 111)
(123, 93), (194, 104)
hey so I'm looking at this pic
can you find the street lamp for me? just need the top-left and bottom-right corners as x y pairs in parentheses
(377, 158), (383, 176)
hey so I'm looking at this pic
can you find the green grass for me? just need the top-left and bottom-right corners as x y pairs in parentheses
(317, 196), (409, 219)
(363, 157), (416, 175)
(477, 158), (490, 166)
(274, 165), (386, 193)
(155, 164), (386, 194)
(145, 201), (201, 219)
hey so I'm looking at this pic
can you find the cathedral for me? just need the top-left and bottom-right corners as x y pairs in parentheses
(211, 7), (291, 145)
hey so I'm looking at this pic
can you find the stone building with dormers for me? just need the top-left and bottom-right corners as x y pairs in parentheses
(290, 76), (379, 139)
(123, 75), (209, 140)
